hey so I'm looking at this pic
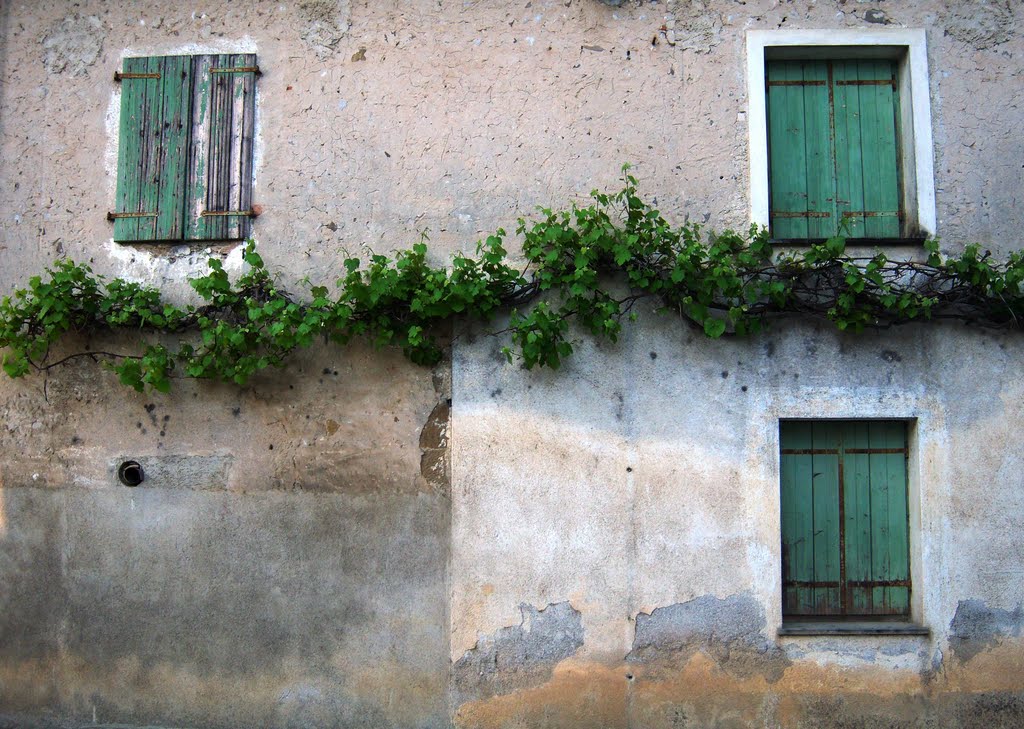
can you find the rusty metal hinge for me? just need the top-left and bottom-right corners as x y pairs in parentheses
(772, 211), (832, 219)
(107, 212), (157, 220)
(842, 211), (902, 218)
(200, 210), (260, 218)
(114, 72), (161, 81)
(210, 66), (262, 76)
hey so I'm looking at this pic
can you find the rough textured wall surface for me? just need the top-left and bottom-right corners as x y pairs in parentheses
(0, 1), (1022, 728)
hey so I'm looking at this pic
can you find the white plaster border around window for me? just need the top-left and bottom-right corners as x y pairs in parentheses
(748, 386), (949, 640)
(102, 38), (261, 285)
(746, 29), (937, 238)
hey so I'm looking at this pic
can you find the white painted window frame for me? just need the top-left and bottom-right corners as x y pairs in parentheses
(746, 29), (937, 238)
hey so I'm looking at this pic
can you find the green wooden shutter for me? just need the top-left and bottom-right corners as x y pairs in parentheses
(780, 420), (910, 617)
(767, 61), (836, 239)
(767, 60), (902, 240)
(113, 56), (193, 242)
(113, 54), (256, 243)
(185, 54), (257, 241)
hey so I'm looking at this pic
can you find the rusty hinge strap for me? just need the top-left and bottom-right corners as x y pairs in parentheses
(114, 72), (161, 81)
(766, 79), (827, 87)
(210, 66), (262, 76)
(200, 210), (259, 218)
(835, 79), (896, 88)
(783, 579), (911, 588)
(108, 212), (157, 220)
(844, 448), (906, 454)
(772, 211), (832, 219)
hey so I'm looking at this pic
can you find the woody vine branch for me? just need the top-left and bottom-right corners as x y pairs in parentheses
(1, 168), (1022, 392)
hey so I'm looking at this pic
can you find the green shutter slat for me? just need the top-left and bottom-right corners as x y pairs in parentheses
(865, 421), (910, 615)
(135, 55), (165, 241)
(880, 421), (909, 614)
(842, 420), (874, 614)
(768, 62), (807, 239)
(833, 61), (867, 238)
(855, 61), (901, 238)
(780, 421), (815, 615)
(185, 54), (212, 241)
(186, 54), (256, 241)
(237, 55), (257, 240)
(767, 61), (834, 239)
(802, 63), (835, 239)
(811, 422), (841, 615)
(114, 56), (193, 242)
(114, 58), (150, 242)
(154, 56), (192, 240)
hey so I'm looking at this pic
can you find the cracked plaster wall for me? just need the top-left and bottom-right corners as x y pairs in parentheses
(0, 1), (1023, 728)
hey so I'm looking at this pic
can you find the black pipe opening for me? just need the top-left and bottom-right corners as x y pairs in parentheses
(117, 461), (144, 487)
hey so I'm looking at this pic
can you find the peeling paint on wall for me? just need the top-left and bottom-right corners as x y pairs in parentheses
(948, 599), (1024, 663)
(453, 602), (584, 703)
(629, 593), (789, 681)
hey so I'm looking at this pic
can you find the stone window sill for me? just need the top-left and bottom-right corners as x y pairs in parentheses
(778, 621), (930, 637)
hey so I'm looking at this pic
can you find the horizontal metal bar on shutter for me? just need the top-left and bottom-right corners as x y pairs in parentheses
(784, 579), (911, 588)
(835, 79), (896, 88)
(766, 79), (827, 86)
(114, 72), (161, 81)
(844, 447), (906, 454)
(771, 212), (832, 219)
(781, 447), (906, 455)
(842, 211), (902, 218)
(200, 210), (259, 217)
(107, 211), (157, 220)
(210, 66), (261, 76)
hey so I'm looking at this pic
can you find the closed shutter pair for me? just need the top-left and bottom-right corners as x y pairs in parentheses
(768, 59), (903, 240)
(110, 54), (257, 242)
(780, 420), (911, 618)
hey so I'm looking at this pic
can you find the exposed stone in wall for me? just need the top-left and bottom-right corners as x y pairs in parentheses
(629, 594), (789, 681)
(109, 453), (232, 490)
(942, 0), (1017, 51)
(948, 599), (1024, 663)
(665, 0), (723, 54)
(420, 400), (450, 492)
(296, 0), (351, 60)
(41, 14), (104, 77)
(453, 602), (584, 703)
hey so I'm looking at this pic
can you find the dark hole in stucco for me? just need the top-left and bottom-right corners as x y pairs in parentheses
(117, 461), (144, 487)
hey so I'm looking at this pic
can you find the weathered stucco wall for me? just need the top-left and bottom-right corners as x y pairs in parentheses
(0, 1), (1022, 728)
(452, 319), (1024, 728)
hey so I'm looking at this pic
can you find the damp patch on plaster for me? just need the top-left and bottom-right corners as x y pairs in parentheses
(629, 593), (789, 681)
(948, 599), (1024, 663)
(42, 15), (104, 77)
(276, 681), (389, 728)
(453, 602), (584, 703)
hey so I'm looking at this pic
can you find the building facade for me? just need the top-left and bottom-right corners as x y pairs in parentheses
(0, 1), (1022, 727)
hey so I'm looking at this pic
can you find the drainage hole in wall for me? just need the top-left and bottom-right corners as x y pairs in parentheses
(118, 461), (145, 487)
